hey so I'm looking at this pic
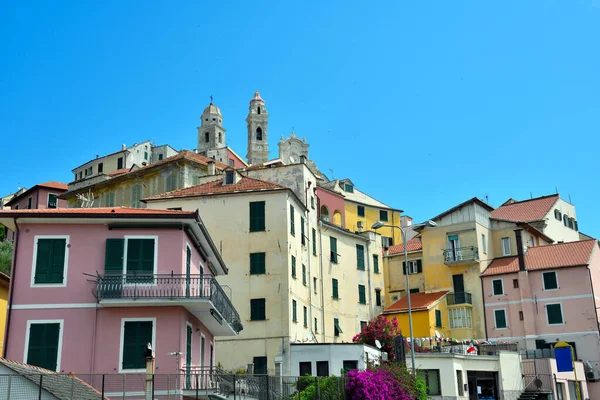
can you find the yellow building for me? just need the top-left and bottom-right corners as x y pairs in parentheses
(382, 291), (450, 339)
(0, 272), (9, 356)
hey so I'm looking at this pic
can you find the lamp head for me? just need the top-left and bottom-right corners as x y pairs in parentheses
(371, 221), (385, 230)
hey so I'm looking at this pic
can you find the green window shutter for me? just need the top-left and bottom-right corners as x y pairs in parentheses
(122, 321), (153, 369)
(373, 255), (379, 274)
(27, 323), (60, 371)
(543, 272), (558, 290)
(312, 229), (317, 255)
(292, 300), (297, 322)
(290, 205), (295, 235)
(375, 289), (381, 306)
(35, 239), (66, 284)
(249, 201), (266, 232)
(332, 279), (339, 299)
(495, 310), (507, 328)
(358, 285), (366, 304)
(435, 310), (442, 328)
(250, 253), (266, 275)
(547, 304), (563, 324)
(493, 280), (503, 295)
(303, 306), (307, 327)
(291, 256), (296, 278)
(48, 194), (58, 209)
(105, 239), (125, 275)
(402, 261), (407, 275)
(334, 318), (342, 336)
(301, 217), (305, 245)
(302, 264), (307, 285)
(127, 239), (155, 275)
(356, 245), (365, 270)
(330, 237), (338, 263)
(250, 299), (266, 320)
(416, 259), (423, 273)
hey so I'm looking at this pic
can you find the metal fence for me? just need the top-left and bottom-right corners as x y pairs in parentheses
(0, 373), (349, 399)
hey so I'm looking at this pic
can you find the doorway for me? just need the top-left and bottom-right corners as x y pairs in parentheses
(467, 371), (498, 400)
(453, 274), (466, 304)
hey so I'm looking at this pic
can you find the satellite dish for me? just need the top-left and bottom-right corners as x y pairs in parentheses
(375, 340), (382, 349)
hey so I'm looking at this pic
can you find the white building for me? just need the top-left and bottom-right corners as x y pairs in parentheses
(290, 343), (384, 377)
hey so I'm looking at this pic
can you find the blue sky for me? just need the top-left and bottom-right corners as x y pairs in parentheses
(1, 1), (599, 237)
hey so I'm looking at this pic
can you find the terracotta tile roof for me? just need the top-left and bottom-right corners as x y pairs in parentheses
(144, 176), (288, 200)
(491, 194), (559, 222)
(5, 181), (68, 206)
(387, 239), (423, 255)
(0, 207), (197, 218)
(383, 291), (448, 312)
(37, 181), (69, 191)
(481, 239), (597, 276)
(108, 168), (130, 176)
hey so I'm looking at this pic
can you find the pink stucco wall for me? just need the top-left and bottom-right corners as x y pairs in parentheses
(5, 222), (215, 374)
(315, 187), (345, 225)
(9, 187), (67, 210)
(226, 148), (247, 169)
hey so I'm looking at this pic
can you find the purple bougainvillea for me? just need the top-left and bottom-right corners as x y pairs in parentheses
(345, 369), (413, 400)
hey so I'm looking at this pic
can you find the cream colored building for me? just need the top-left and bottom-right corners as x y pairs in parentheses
(143, 168), (383, 376)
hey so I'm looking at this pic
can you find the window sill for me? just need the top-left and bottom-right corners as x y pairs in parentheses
(492, 294), (505, 297)
(548, 322), (565, 326)
(249, 230), (267, 233)
(358, 303), (367, 306)
(543, 288), (559, 291)
(494, 327), (508, 330)
(332, 297), (341, 301)
(32, 282), (66, 288)
(249, 319), (268, 322)
(250, 273), (266, 276)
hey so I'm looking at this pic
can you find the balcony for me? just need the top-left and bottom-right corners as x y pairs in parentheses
(446, 292), (472, 306)
(443, 246), (479, 266)
(95, 274), (243, 336)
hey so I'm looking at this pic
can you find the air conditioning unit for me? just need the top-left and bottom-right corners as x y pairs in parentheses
(586, 370), (600, 382)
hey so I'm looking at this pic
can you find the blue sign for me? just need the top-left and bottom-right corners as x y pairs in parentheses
(555, 347), (574, 372)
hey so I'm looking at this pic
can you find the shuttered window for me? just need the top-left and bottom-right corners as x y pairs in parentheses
(546, 304), (563, 325)
(356, 245), (365, 270)
(312, 229), (317, 255)
(27, 323), (60, 371)
(34, 238), (66, 284)
(290, 205), (295, 236)
(373, 255), (379, 274)
(494, 309), (507, 329)
(249, 201), (266, 232)
(126, 239), (155, 280)
(302, 264), (307, 285)
(543, 272), (558, 290)
(292, 300), (297, 322)
(291, 256), (296, 278)
(105, 238), (125, 275)
(330, 237), (338, 263)
(332, 279), (339, 299)
(47, 194), (58, 209)
(492, 279), (504, 296)
(303, 306), (308, 327)
(250, 253), (266, 275)
(131, 184), (142, 208)
(358, 285), (366, 304)
(375, 289), (382, 306)
(334, 318), (342, 336)
(301, 217), (306, 245)
(250, 299), (266, 321)
(166, 174), (177, 192)
(435, 310), (442, 327)
(122, 320), (153, 369)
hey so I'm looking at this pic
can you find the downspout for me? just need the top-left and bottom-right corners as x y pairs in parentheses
(481, 277), (489, 341)
(365, 238), (373, 321)
(3, 218), (20, 358)
(318, 221), (326, 340)
(305, 183), (314, 340)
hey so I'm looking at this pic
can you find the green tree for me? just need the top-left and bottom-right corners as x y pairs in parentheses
(0, 240), (13, 276)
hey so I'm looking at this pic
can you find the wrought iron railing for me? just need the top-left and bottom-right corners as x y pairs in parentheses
(446, 292), (472, 305)
(96, 274), (243, 333)
(443, 246), (479, 264)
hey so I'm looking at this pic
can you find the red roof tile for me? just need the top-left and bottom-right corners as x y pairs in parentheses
(383, 291), (448, 312)
(145, 176), (288, 200)
(491, 194), (559, 222)
(0, 207), (197, 218)
(37, 181), (68, 191)
(387, 239), (422, 255)
(481, 239), (597, 276)
(5, 181), (69, 206)
(108, 168), (130, 176)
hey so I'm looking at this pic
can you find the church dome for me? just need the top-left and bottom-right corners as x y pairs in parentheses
(250, 90), (264, 103)
(203, 103), (222, 115)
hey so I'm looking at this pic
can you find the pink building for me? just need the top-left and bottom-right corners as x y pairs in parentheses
(315, 186), (345, 227)
(481, 229), (600, 398)
(0, 208), (241, 389)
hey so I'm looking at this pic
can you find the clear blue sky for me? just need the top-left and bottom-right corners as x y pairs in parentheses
(1, 1), (599, 237)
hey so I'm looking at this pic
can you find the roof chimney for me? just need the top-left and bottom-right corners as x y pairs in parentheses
(514, 229), (526, 271)
(207, 161), (216, 176)
(122, 144), (126, 150)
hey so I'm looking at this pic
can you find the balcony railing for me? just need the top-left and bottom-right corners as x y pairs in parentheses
(446, 292), (472, 305)
(443, 246), (479, 265)
(95, 274), (243, 333)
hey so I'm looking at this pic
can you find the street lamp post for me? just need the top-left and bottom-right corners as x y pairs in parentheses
(372, 219), (437, 373)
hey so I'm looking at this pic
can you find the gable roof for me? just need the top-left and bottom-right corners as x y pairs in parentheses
(144, 176), (288, 201)
(387, 239), (423, 255)
(383, 291), (448, 312)
(481, 239), (597, 276)
(490, 194), (559, 222)
(5, 182), (69, 207)
(0, 359), (107, 399)
(430, 197), (493, 221)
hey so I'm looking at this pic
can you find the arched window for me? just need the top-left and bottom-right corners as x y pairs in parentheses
(218, 132), (222, 143)
(320, 205), (330, 222)
(205, 132), (210, 143)
(256, 127), (263, 140)
(257, 106), (261, 115)
(333, 210), (342, 227)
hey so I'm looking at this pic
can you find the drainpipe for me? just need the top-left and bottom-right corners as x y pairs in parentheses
(365, 238), (373, 320)
(305, 182), (314, 340)
(514, 229), (526, 271)
(481, 277), (489, 341)
(3, 218), (20, 358)
(318, 221), (326, 339)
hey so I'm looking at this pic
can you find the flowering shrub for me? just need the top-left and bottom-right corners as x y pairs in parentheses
(352, 316), (402, 361)
(345, 368), (412, 400)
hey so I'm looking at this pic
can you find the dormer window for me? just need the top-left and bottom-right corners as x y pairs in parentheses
(256, 127), (263, 140)
(343, 183), (354, 193)
(563, 214), (568, 226)
(225, 171), (234, 185)
(554, 209), (562, 220)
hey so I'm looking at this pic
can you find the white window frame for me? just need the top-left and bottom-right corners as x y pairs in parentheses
(23, 319), (64, 372)
(30, 235), (70, 288)
(542, 271), (559, 291)
(481, 234), (487, 254)
(545, 302), (564, 326)
(185, 321), (193, 369)
(494, 308), (508, 329)
(407, 260), (419, 275)
(501, 237), (511, 256)
(123, 236), (159, 285)
(119, 317), (157, 373)
(448, 307), (472, 329)
(46, 193), (58, 208)
(492, 279), (504, 296)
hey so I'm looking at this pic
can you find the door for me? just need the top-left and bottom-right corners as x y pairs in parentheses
(448, 235), (460, 261)
(453, 274), (465, 304)
(186, 247), (191, 297)
(186, 324), (192, 389)
(200, 336), (206, 388)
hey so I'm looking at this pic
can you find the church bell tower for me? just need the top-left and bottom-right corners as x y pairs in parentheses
(246, 91), (269, 165)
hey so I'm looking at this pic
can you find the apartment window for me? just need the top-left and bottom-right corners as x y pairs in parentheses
(546, 303), (564, 325)
(334, 318), (342, 337)
(382, 236), (393, 248)
(131, 184), (142, 208)
(554, 209), (562, 220)
(289, 205), (296, 236)
(47, 194), (58, 209)
(315, 318), (318, 333)
(529, 235), (536, 247)
(225, 171), (234, 185)
(166, 174), (177, 192)
(373, 255), (380, 274)
(253, 357), (267, 375)
(78, 171), (83, 180)
(121, 320), (153, 370)
(291, 256), (296, 278)
(301, 217), (306, 245)
(356, 244), (365, 270)
(543, 271), (559, 290)
(117, 157), (124, 169)
(250, 252), (266, 275)
(418, 370), (441, 395)
(103, 192), (115, 207)
(332, 279), (339, 299)
(358, 285), (366, 304)
(375, 289), (382, 306)
(481, 234), (487, 254)
(403, 260), (422, 275)
(449, 308), (472, 329)
(330, 237), (338, 263)
(357, 205), (365, 217)
(33, 237), (68, 284)
(513, 279), (519, 289)
(556, 382), (565, 400)
(360, 321), (367, 331)
(435, 310), (442, 328)
(292, 300), (297, 322)
(492, 279), (504, 296)
(313, 277), (317, 294)
(302, 264), (307, 285)
(311, 196), (315, 209)
(568, 217), (574, 229)
(299, 362), (311, 376)
(158, 154), (163, 161)
(104, 238), (156, 281)
(74, 173), (77, 181)
(343, 360), (358, 373)
(563, 214), (568, 226)
(501, 237), (511, 256)
(249, 201), (266, 232)
(228, 159), (234, 167)
(312, 229), (317, 255)
(410, 288), (420, 294)
(303, 306), (308, 327)
(456, 370), (464, 396)
(250, 299), (266, 321)
(519, 311), (524, 321)
(379, 210), (388, 222)
(26, 322), (61, 371)
(98, 163), (104, 173)
(574, 220), (579, 231)
(344, 183), (354, 193)
(316, 361), (329, 377)
(27, 196), (32, 209)
(494, 309), (507, 329)
(144, 151), (148, 161)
